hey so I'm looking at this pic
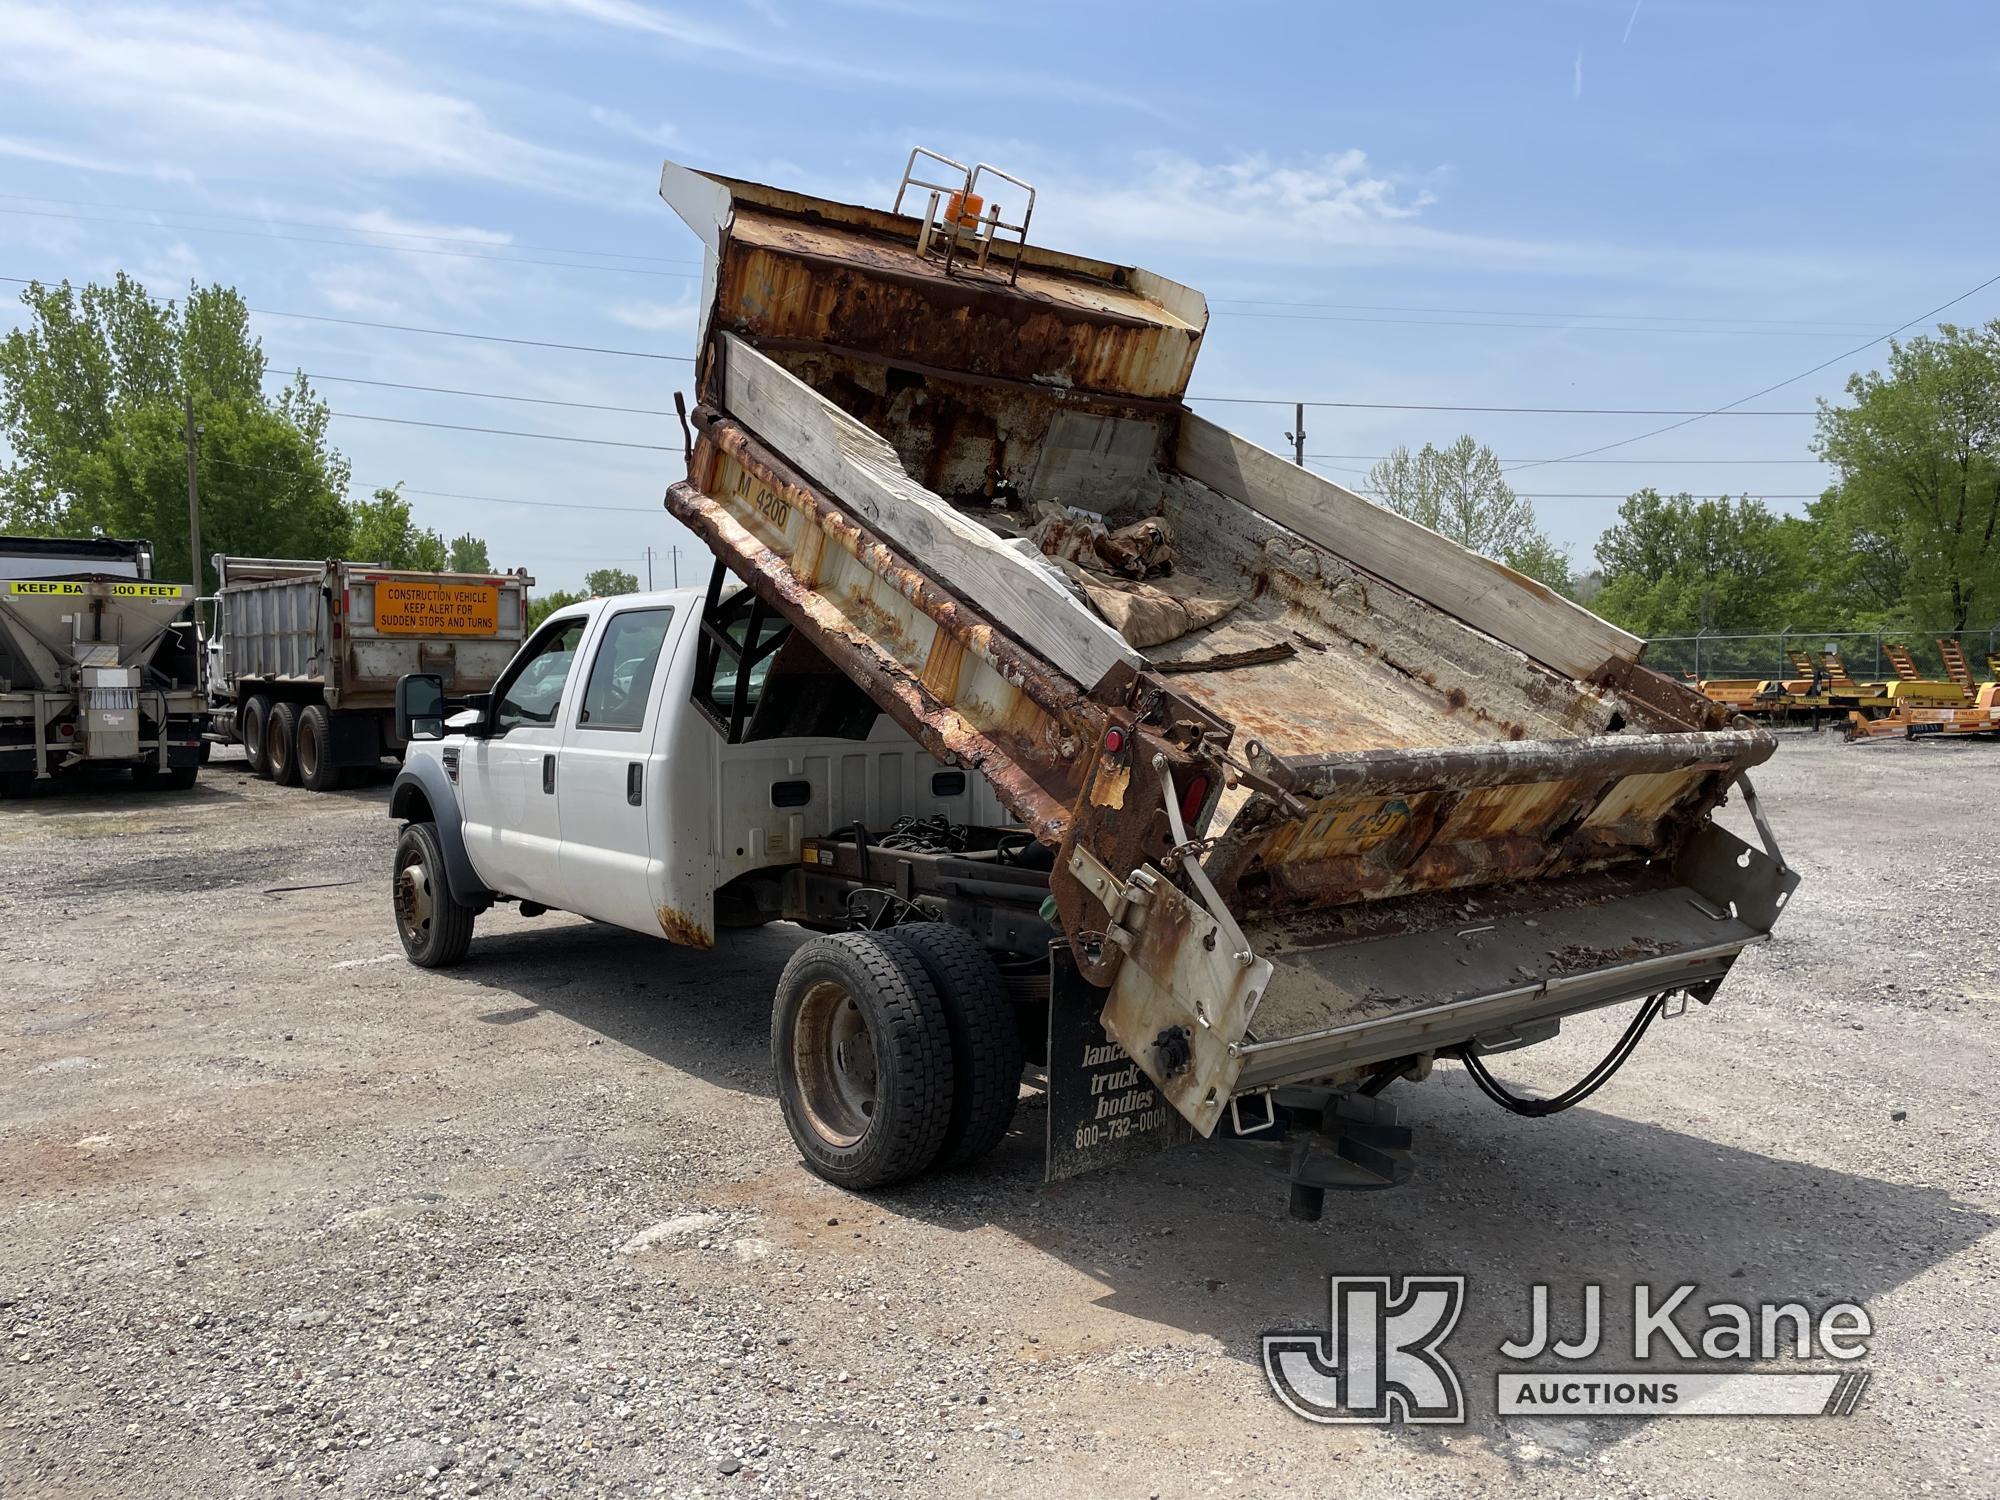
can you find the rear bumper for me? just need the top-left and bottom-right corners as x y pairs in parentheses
(1232, 818), (1796, 1095)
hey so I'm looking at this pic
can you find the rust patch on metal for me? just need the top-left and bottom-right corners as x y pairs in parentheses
(657, 904), (714, 950)
(715, 210), (1202, 402)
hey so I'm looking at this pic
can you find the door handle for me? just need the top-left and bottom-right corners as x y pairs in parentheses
(542, 753), (555, 794)
(626, 761), (643, 807)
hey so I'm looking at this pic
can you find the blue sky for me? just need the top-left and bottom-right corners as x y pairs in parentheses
(1, 0), (1994, 593)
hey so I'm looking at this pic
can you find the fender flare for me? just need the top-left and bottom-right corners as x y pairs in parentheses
(390, 757), (495, 908)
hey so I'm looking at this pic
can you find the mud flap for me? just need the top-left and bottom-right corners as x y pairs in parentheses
(1045, 945), (1191, 1181)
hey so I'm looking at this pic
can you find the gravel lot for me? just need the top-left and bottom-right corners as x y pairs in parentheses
(2, 733), (1994, 1499)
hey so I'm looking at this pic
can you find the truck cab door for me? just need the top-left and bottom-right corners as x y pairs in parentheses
(553, 601), (691, 937)
(458, 611), (592, 905)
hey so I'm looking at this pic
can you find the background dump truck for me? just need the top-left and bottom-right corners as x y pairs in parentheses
(0, 534), (206, 796)
(390, 153), (1797, 1215)
(204, 556), (533, 790)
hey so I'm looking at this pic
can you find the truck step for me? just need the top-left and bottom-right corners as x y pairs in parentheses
(1217, 1090), (1415, 1221)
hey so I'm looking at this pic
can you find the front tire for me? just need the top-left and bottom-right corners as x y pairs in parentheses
(267, 701), (301, 786)
(772, 932), (955, 1189)
(393, 821), (475, 968)
(296, 703), (341, 791)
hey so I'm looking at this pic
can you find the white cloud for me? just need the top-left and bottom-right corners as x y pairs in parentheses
(0, 2), (624, 200)
(342, 211), (515, 249)
(589, 107), (679, 150)
(485, 0), (1162, 114)
(609, 299), (697, 333)
(1034, 151), (1848, 288)
(1574, 51), (1585, 101)
(0, 134), (194, 181)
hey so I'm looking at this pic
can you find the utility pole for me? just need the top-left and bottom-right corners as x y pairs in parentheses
(1287, 402), (1307, 466)
(182, 388), (204, 591)
(669, 545), (680, 588)
(644, 545), (654, 590)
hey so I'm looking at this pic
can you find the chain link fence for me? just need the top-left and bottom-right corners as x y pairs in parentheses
(1644, 628), (2000, 683)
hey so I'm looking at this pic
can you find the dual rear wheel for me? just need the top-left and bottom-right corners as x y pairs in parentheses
(241, 695), (345, 790)
(773, 925), (1023, 1189)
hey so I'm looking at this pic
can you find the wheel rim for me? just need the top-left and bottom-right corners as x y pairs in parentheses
(244, 708), (262, 762)
(299, 720), (319, 782)
(394, 849), (434, 947)
(792, 980), (877, 1147)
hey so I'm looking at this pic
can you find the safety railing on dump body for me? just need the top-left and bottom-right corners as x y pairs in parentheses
(891, 146), (1035, 286)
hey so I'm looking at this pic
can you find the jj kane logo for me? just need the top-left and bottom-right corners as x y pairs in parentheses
(1262, 1276), (1467, 1424)
(1264, 1278), (1873, 1424)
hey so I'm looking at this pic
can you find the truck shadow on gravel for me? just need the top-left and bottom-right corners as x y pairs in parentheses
(451, 919), (1993, 1464)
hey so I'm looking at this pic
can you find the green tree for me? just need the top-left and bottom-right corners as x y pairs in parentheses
(1814, 322), (2000, 629)
(527, 588), (585, 630)
(346, 484), (471, 572)
(1366, 436), (1573, 594)
(448, 533), (492, 572)
(0, 274), (351, 590)
(584, 567), (639, 597)
(1590, 490), (1799, 636)
(1773, 487), (1907, 629)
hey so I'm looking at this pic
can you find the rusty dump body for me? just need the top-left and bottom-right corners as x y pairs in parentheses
(660, 159), (1796, 1138)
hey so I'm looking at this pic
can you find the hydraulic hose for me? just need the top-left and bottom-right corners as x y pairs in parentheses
(1455, 993), (1669, 1117)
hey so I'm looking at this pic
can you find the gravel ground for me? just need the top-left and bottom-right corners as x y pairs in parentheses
(1, 733), (1994, 1499)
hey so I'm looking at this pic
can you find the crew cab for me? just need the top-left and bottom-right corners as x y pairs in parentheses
(389, 582), (1045, 1190)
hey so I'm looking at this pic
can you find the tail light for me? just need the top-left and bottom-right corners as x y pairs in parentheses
(1177, 773), (1210, 829)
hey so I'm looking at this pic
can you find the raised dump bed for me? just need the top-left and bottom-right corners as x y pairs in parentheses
(659, 155), (1793, 1147)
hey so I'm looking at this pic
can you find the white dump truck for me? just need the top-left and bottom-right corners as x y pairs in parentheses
(201, 556), (534, 790)
(0, 535), (206, 796)
(385, 153), (1795, 1216)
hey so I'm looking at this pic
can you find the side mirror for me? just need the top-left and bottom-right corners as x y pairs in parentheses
(396, 673), (448, 741)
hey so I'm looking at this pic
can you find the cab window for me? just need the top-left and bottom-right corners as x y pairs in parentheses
(577, 607), (673, 731)
(493, 617), (587, 733)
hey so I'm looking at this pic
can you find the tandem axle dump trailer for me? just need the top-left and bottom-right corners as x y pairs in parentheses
(0, 535), (206, 795)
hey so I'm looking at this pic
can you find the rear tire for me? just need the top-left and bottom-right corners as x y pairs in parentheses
(895, 922), (1024, 1167)
(772, 932), (955, 1189)
(296, 703), (341, 791)
(267, 701), (301, 786)
(240, 694), (272, 776)
(393, 821), (475, 968)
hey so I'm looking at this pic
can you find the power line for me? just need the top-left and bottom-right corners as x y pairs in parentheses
(1306, 453), (1825, 465)
(1210, 308), (1876, 338)
(1505, 268), (2000, 472)
(0, 206), (697, 280)
(201, 451), (662, 514)
(248, 307), (693, 362)
(0, 190), (696, 266)
(327, 410), (679, 452)
(1188, 394), (1813, 416)
(282, 370), (677, 418)
(1208, 296), (1888, 331)
(403, 485), (656, 515)
(0, 276), (693, 363)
